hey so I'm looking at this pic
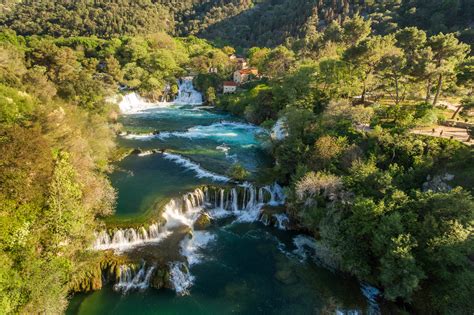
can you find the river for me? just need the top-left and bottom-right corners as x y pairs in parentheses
(67, 79), (379, 315)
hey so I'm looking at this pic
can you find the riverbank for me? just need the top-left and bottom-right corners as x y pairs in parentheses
(67, 83), (382, 314)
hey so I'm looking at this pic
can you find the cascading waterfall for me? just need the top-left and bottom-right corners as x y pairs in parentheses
(118, 93), (160, 114)
(271, 117), (289, 141)
(94, 188), (208, 251)
(204, 183), (285, 212)
(118, 77), (203, 114)
(94, 184), (285, 251)
(94, 223), (170, 251)
(114, 263), (156, 293)
(203, 183), (286, 222)
(173, 77), (203, 105)
(92, 183), (286, 294)
(168, 262), (194, 296)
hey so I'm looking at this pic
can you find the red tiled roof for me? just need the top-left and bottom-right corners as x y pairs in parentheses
(223, 81), (238, 86)
(239, 68), (258, 75)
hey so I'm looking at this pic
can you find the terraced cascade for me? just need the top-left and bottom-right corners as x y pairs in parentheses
(67, 82), (381, 315)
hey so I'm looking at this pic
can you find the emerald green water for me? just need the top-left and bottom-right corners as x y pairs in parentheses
(68, 103), (377, 314)
(69, 224), (370, 315)
(112, 106), (271, 217)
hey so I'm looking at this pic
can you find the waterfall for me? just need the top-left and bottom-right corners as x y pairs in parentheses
(360, 284), (381, 315)
(92, 183), (287, 295)
(114, 263), (156, 293)
(119, 93), (162, 114)
(169, 262), (194, 296)
(231, 188), (239, 212)
(173, 77), (203, 105)
(203, 183), (286, 223)
(93, 184), (286, 252)
(93, 223), (171, 251)
(117, 77), (203, 114)
(219, 189), (224, 209)
(271, 117), (289, 141)
(94, 188), (208, 251)
(273, 213), (290, 230)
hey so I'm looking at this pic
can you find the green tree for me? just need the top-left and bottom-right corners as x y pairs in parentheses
(323, 20), (343, 43)
(222, 46), (235, 55)
(46, 152), (87, 249)
(394, 27), (435, 102)
(376, 44), (407, 104)
(456, 56), (474, 93)
(428, 33), (470, 106)
(105, 56), (123, 82)
(452, 97), (474, 119)
(227, 163), (250, 181)
(206, 86), (216, 105)
(248, 47), (271, 71)
(342, 15), (372, 46)
(343, 36), (393, 103)
(262, 46), (295, 78)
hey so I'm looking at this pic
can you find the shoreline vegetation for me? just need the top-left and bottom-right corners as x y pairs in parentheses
(1, 1), (473, 314)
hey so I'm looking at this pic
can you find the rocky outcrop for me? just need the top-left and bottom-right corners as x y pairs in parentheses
(150, 265), (172, 290)
(422, 173), (454, 192)
(68, 253), (131, 293)
(259, 205), (292, 230)
(194, 212), (211, 230)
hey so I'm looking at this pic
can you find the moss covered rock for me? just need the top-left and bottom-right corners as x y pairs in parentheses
(68, 252), (132, 294)
(150, 265), (171, 289)
(194, 212), (211, 230)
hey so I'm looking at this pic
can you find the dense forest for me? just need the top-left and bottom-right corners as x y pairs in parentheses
(1, 0), (473, 48)
(0, 28), (234, 313)
(0, 1), (473, 314)
(210, 15), (474, 314)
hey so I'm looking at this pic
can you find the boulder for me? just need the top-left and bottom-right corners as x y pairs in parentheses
(194, 212), (211, 230)
(151, 265), (170, 289)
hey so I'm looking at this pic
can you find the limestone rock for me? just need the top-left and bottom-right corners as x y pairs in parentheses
(194, 212), (211, 230)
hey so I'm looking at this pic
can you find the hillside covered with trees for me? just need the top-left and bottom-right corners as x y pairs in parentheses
(0, 28), (234, 313)
(214, 14), (474, 314)
(0, 1), (473, 314)
(1, 0), (473, 48)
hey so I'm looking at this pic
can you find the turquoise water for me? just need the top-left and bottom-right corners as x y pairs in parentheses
(69, 223), (370, 315)
(111, 154), (209, 216)
(68, 102), (376, 314)
(112, 106), (271, 217)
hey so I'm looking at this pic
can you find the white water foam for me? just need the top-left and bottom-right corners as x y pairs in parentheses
(271, 117), (289, 141)
(137, 150), (155, 157)
(118, 78), (203, 114)
(114, 263), (156, 293)
(163, 152), (230, 182)
(173, 77), (203, 105)
(180, 231), (216, 266)
(216, 144), (230, 154)
(169, 261), (195, 296)
(273, 213), (290, 230)
(292, 235), (318, 261)
(123, 121), (263, 142)
(119, 93), (164, 114)
(93, 224), (171, 251)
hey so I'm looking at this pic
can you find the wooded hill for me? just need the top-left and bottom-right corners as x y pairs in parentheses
(1, 0), (473, 48)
